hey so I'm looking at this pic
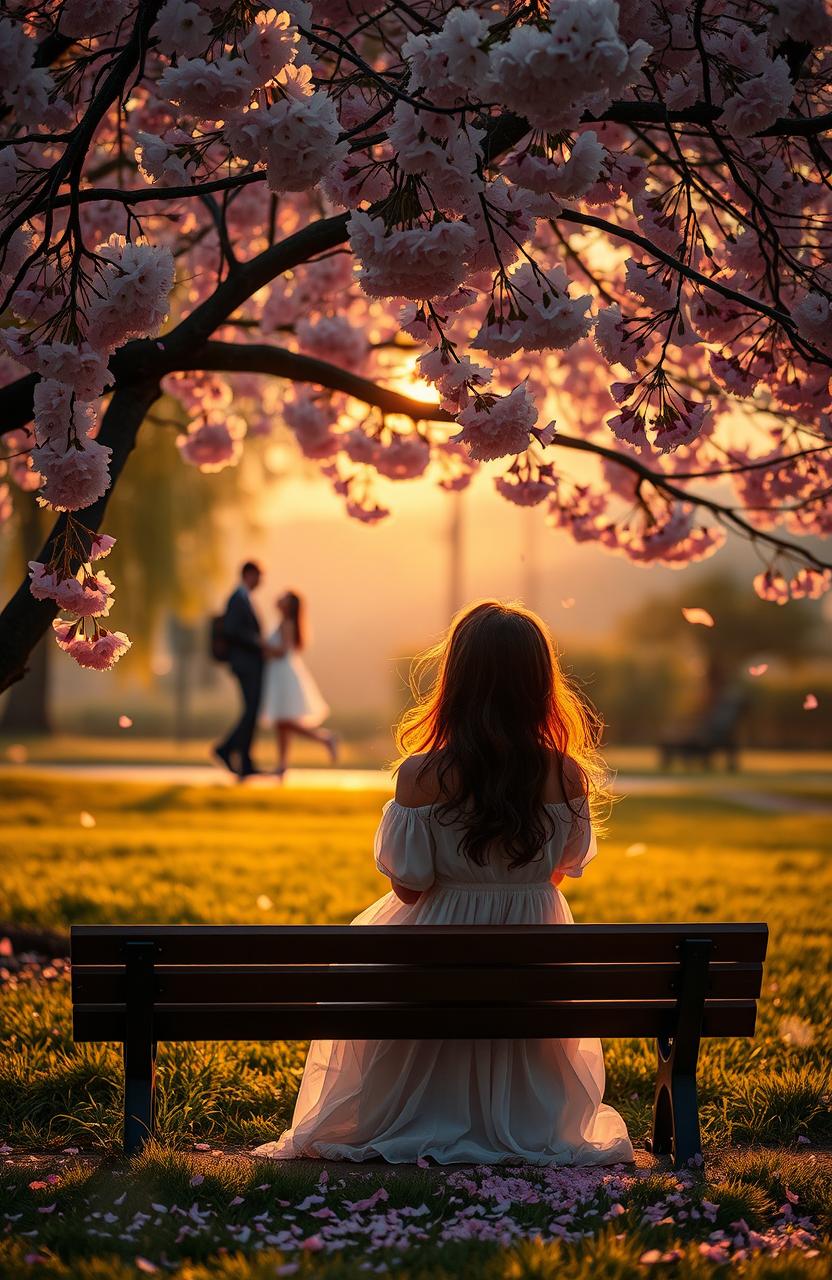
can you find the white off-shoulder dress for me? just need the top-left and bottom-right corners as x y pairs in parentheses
(253, 798), (633, 1167)
(260, 625), (329, 728)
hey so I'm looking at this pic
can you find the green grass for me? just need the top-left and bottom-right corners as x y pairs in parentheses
(0, 774), (830, 1275)
(0, 1145), (829, 1279)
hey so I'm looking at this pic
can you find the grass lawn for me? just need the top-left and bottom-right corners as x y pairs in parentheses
(1, 774), (830, 1277)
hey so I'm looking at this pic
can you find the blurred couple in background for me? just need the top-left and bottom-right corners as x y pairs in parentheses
(213, 561), (338, 779)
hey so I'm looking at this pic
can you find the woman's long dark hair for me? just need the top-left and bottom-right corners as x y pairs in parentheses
(282, 591), (305, 650)
(395, 600), (609, 868)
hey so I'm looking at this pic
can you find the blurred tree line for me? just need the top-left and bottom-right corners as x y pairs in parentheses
(568, 572), (830, 749)
(0, 399), (239, 732)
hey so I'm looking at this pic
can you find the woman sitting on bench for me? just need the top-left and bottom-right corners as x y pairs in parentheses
(254, 599), (634, 1167)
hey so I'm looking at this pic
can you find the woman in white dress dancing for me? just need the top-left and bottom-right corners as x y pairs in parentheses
(261, 591), (338, 776)
(254, 599), (633, 1167)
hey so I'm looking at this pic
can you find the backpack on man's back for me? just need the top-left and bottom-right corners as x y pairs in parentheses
(209, 613), (230, 662)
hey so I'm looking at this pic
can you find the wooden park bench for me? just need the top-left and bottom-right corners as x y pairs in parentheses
(660, 687), (747, 772)
(70, 922), (768, 1169)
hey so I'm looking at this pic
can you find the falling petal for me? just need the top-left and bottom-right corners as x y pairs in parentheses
(779, 1015), (815, 1048)
(748, 664), (768, 677)
(625, 842), (647, 857)
(79, 811), (96, 829)
(682, 607), (715, 627)
(256, 894), (273, 910)
(803, 694), (818, 710)
(561, 597), (575, 609)
(118, 714), (133, 728)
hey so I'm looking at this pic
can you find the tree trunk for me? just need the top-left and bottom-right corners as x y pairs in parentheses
(0, 492), (52, 732)
(0, 632), (50, 732)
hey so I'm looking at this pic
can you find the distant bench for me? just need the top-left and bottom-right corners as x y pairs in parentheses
(660, 688), (747, 772)
(70, 922), (768, 1169)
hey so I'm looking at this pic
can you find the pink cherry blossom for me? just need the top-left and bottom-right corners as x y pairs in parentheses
(402, 7), (495, 107)
(492, 2), (650, 133)
(240, 8), (299, 83)
(453, 384), (539, 462)
(789, 566), (832, 599)
(388, 106), (484, 213)
(296, 316), (368, 368)
(29, 563), (114, 617)
(86, 236), (174, 352)
(177, 416), (246, 471)
(52, 621), (132, 670)
(791, 292), (832, 354)
(157, 57), (256, 119)
(753, 569), (791, 604)
(503, 131), (605, 200)
(721, 58), (794, 138)
(349, 214), (476, 300)
(283, 394), (340, 460)
(135, 133), (192, 187)
(418, 348), (492, 411)
(595, 305), (641, 373)
(769, 0), (832, 44)
(153, 0), (213, 58)
(256, 94), (346, 193)
(32, 439), (112, 511)
(32, 380), (97, 447)
(374, 434), (431, 480)
(89, 533), (116, 560)
(495, 467), (557, 506)
(61, 0), (131, 38)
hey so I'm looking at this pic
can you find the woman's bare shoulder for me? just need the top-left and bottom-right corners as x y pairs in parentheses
(395, 753), (443, 808)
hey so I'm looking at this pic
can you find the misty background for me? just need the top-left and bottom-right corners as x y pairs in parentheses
(2, 424), (830, 756)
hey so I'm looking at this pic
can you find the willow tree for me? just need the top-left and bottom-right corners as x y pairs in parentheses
(1, 0), (831, 690)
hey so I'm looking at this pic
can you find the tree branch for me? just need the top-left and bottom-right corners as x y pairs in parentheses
(550, 430), (832, 572)
(187, 341), (456, 421)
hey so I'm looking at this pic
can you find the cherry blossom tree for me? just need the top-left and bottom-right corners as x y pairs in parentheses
(1, 0), (832, 691)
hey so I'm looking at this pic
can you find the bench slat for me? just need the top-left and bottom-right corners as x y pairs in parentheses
(70, 923), (769, 966)
(71, 961), (764, 1004)
(73, 998), (759, 1041)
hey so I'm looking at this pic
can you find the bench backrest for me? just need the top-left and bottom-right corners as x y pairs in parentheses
(699, 688), (748, 740)
(71, 923), (768, 1043)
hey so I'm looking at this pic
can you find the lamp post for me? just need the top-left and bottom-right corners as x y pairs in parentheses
(446, 489), (465, 620)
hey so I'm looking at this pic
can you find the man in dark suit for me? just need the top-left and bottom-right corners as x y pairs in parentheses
(214, 561), (265, 778)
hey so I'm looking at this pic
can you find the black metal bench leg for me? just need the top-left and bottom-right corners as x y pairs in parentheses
(123, 942), (157, 1156)
(651, 1047), (674, 1156)
(650, 938), (712, 1169)
(124, 1037), (157, 1156)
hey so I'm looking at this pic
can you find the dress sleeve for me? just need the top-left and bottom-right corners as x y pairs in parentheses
(374, 800), (435, 891)
(556, 797), (598, 878)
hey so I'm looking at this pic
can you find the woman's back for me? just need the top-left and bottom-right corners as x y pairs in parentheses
(391, 749), (593, 887)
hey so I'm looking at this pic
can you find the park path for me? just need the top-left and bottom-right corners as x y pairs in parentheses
(3, 761), (831, 814)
